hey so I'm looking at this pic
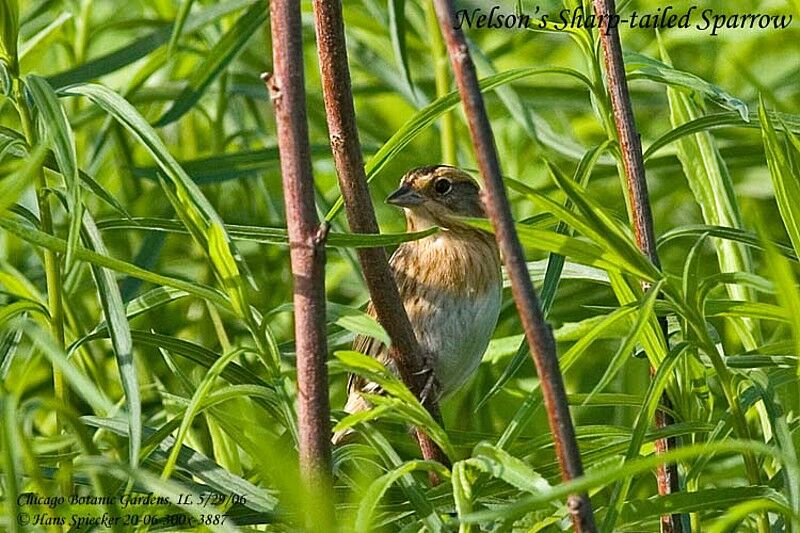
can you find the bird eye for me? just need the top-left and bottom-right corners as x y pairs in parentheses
(433, 178), (452, 195)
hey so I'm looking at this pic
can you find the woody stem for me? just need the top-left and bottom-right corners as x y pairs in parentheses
(267, 0), (333, 514)
(432, 1), (597, 531)
(591, 1), (683, 531)
(311, 0), (450, 476)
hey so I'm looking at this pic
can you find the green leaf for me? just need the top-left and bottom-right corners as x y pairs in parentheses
(96, 216), (438, 248)
(132, 145), (332, 184)
(477, 143), (612, 412)
(270, 301), (389, 347)
(355, 460), (449, 533)
(333, 350), (453, 458)
(644, 111), (800, 161)
(0, 216), (230, 310)
(161, 347), (247, 479)
(471, 46), (596, 162)
(46, 0), (259, 88)
(759, 224), (800, 376)
(169, 0), (197, 53)
(82, 416), (279, 514)
(0, 391), (21, 533)
(748, 372), (800, 528)
(79, 208), (140, 468)
(73, 457), (240, 533)
(660, 38), (755, 347)
(759, 97), (800, 258)
(451, 461), (473, 533)
(468, 442), (552, 494)
(618, 486), (790, 528)
(0, 327), (23, 380)
(89, 286), (190, 337)
(23, 321), (115, 415)
(0, 0), (19, 75)
(359, 426), (445, 531)
(541, 165), (661, 281)
(464, 440), (790, 525)
(19, 12), (71, 62)
(658, 224), (798, 262)
(585, 279), (664, 404)
(602, 342), (690, 531)
(0, 143), (46, 216)
(156, 1), (267, 126)
(25, 74), (82, 269)
(627, 51), (748, 120)
(467, 217), (652, 280)
(60, 83), (255, 305)
(208, 221), (248, 319)
(496, 306), (636, 449)
(387, 0), (415, 102)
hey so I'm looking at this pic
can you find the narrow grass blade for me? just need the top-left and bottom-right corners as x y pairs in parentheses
(617, 486), (789, 528)
(0, 216), (230, 309)
(586, 279), (664, 404)
(627, 52), (748, 120)
(660, 38), (755, 346)
(156, 1), (267, 126)
(355, 460), (449, 532)
(476, 143), (612, 411)
(644, 110), (800, 161)
(25, 74), (82, 268)
(388, 0), (415, 102)
(451, 461), (473, 533)
(161, 348), (246, 479)
(658, 224), (798, 262)
(759, 97), (800, 258)
(464, 440), (788, 525)
(89, 286), (189, 336)
(759, 224), (800, 375)
(0, 143), (46, 215)
(61, 83), (255, 311)
(23, 321), (115, 415)
(269, 301), (389, 347)
(0, 391), (21, 533)
(169, 0), (197, 53)
(96, 216), (438, 248)
(19, 12), (71, 61)
(333, 350), (454, 459)
(82, 416), (279, 514)
(0, 326), (23, 379)
(602, 342), (689, 531)
(360, 426), (445, 531)
(0, 0), (19, 74)
(468, 442), (552, 494)
(80, 208), (140, 468)
(496, 306), (636, 449)
(46, 0), (259, 88)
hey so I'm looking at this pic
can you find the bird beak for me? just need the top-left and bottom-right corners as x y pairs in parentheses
(386, 184), (424, 207)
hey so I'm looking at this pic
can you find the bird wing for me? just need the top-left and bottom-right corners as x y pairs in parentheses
(346, 245), (414, 402)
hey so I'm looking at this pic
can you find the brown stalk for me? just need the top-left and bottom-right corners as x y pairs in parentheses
(266, 0), (332, 493)
(432, 1), (596, 530)
(310, 0), (450, 472)
(592, 1), (682, 531)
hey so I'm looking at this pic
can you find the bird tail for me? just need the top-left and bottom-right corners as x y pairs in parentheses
(332, 393), (371, 445)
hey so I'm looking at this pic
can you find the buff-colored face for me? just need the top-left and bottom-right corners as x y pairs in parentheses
(386, 166), (485, 228)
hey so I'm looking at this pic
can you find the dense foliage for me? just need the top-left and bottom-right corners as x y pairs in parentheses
(1, 0), (799, 531)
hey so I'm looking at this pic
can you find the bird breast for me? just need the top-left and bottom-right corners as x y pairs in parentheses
(392, 231), (502, 395)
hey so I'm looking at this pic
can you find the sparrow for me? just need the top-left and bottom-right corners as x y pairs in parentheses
(334, 166), (502, 443)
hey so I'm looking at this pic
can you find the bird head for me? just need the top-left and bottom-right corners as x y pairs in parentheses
(386, 166), (486, 231)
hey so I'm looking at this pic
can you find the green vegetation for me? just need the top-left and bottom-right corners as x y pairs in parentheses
(1, 0), (799, 531)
